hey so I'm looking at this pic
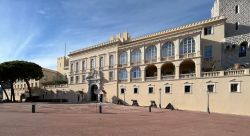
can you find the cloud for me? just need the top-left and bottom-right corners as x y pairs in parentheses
(38, 10), (46, 15)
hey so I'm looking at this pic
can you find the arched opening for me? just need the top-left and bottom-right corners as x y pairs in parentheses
(161, 42), (175, 58)
(180, 59), (195, 74)
(161, 63), (175, 78)
(180, 37), (195, 58)
(145, 65), (157, 77)
(239, 41), (248, 57)
(90, 85), (98, 101)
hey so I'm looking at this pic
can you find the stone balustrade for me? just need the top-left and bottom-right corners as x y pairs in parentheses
(180, 73), (196, 79)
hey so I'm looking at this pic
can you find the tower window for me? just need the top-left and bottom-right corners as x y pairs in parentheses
(235, 5), (239, 14)
(235, 22), (239, 30)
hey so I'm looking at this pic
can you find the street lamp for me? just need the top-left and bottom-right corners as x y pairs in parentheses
(159, 88), (162, 108)
(207, 90), (210, 114)
(123, 88), (126, 105)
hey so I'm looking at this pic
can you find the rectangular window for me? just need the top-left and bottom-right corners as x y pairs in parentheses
(165, 86), (171, 93)
(235, 22), (239, 30)
(204, 26), (213, 35)
(207, 84), (215, 93)
(134, 87), (138, 94)
(148, 87), (154, 94)
(204, 46), (213, 59)
(35, 82), (38, 87)
(230, 83), (240, 93)
(121, 88), (125, 94)
(76, 76), (79, 84)
(109, 71), (114, 81)
(82, 75), (85, 83)
(70, 76), (74, 84)
(184, 85), (191, 93)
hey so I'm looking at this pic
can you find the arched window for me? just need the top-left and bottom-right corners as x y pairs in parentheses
(90, 59), (95, 69)
(131, 67), (141, 79)
(119, 69), (127, 80)
(239, 41), (248, 57)
(131, 49), (141, 63)
(99, 57), (104, 68)
(119, 52), (127, 65)
(145, 45), (157, 61)
(180, 37), (195, 54)
(109, 55), (114, 66)
(162, 42), (175, 57)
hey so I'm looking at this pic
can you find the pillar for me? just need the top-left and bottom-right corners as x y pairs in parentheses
(195, 58), (201, 78)
(141, 66), (145, 82)
(127, 49), (131, 67)
(156, 43), (161, 62)
(157, 67), (161, 80)
(127, 68), (131, 82)
(175, 62), (180, 79)
(174, 39), (180, 60)
(140, 46), (145, 65)
(195, 34), (201, 57)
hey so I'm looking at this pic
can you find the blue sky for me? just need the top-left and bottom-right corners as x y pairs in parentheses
(0, 0), (214, 70)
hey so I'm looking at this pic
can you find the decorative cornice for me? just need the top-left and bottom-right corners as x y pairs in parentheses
(129, 16), (226, 42)
(69, 39), (120, 56)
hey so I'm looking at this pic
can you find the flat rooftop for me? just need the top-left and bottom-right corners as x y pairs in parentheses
(0, 103), (249, 136)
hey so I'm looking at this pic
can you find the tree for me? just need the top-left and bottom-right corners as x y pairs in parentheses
(0, 61), (44, 101)
(0, 61), (19, 101)
(0, 66), (10, 101)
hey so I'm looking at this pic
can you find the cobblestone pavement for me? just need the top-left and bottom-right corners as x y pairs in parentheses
(0, 103), (250, 136)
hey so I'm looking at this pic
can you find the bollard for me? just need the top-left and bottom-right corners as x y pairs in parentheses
(99, 103), (102, 113)
(32, 104), (36, 113)
(149, 106), (151, 112)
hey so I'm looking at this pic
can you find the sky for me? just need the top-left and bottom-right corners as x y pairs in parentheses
(0, 0), (214, 70)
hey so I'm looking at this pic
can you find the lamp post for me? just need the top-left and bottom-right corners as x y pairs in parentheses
(123, 88), (126, 105)
(159, 88), (162, 108)
(207, 90), (210, 114)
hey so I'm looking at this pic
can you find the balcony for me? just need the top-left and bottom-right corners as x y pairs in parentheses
(118, 79), (127, 83)
(109, 66), (114, 69)
(180, 73), (196, 79)
(145, 59), (157, 64)
(145, 76), (157, 81)
(118, 64), (127, 67)
(131, 78), (142, 82)
(161, 75), (175, 80)
(131, 61), (141, 66)
(202, 71), (220, 78)
(161, 56), (175, 61)
(224, 69), (245, 76)
(179, 53), (196, 59)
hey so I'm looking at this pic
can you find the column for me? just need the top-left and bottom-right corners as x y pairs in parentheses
(127, 49), (131, 67)
(195, 34), (201, 57)
(174, 39), (180, 60)
(127, 68), (131, 82)
(140, 46), (145, 65)
(175, 62), (180, 79)
(157, 67), (161, 81)
(141, 66), (145, 82)
(156, 43), (161, 62)
(195, 58), (201, 78)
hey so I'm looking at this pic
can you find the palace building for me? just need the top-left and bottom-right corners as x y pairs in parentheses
(55, 0), (250, 115)
(4, 0), (249, 115)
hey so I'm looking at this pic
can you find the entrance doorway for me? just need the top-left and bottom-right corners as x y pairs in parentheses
(91, 85), (98, 101)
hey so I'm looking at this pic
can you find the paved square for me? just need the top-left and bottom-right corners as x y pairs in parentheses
(0, 103), (249, 136)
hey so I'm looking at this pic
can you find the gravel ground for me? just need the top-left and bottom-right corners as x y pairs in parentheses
(0, 103), (249, 136)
